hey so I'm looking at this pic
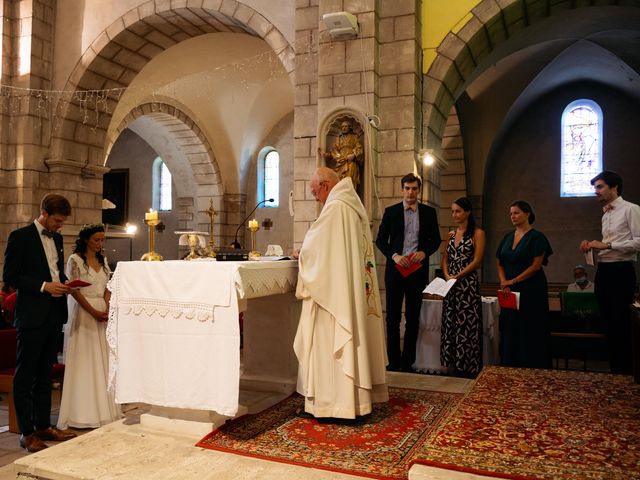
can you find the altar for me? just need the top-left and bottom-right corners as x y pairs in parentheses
(107, 259), (299, 435)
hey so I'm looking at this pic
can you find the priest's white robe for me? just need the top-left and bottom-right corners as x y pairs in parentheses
(294, 178), (388, 418)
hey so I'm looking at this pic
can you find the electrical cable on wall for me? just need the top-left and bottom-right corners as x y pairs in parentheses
(357, 34), (384, 218)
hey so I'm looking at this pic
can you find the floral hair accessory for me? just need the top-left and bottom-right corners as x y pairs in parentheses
(78, 222), (105, 238)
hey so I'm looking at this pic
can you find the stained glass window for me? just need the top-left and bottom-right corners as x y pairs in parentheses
(560, 100), (603, 197)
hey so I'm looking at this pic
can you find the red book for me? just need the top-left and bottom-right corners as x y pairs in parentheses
(394, 254), (423, 278)
(497, 290), (520, 310)
(67, 279), (92, 288)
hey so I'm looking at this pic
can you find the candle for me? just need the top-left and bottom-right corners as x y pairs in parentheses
(248, 219), (259, 229)
(145, 209), (158, 221)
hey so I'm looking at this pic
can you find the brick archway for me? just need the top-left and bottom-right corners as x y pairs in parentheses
(112, 102), (246, 244)
(424, 0), (637, 230)
(48, 0), (294, 171)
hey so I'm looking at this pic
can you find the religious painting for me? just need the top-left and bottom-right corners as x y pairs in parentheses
(102, 168), (129, 226)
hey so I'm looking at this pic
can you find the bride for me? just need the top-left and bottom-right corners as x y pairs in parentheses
(57, 223), (121, 429)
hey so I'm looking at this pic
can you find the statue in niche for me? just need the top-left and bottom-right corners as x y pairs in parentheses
(318, 118), (364, 193)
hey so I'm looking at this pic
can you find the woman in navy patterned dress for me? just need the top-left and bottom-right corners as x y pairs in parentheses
(441, 197), (485, 378)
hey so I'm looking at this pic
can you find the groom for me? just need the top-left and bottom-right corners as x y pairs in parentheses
(3, 193), (76, 452)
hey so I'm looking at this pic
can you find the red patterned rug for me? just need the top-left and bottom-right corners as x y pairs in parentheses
(196, 387), (462, 479)
(415, 366), (640, 479)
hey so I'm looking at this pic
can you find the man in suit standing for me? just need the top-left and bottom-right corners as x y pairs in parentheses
(376, 173), (441, 372)
(3, 193), (77, 452)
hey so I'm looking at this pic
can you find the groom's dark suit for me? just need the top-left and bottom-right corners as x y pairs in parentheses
(376, 202), (440, 370)
(3, 222), (68, 435)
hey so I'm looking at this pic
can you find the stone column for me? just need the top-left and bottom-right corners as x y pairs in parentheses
(293, 0), (379, 248)
(377, 0), (423, 215)
(292, 0), (320, 249)
(0, 1), (107, 273)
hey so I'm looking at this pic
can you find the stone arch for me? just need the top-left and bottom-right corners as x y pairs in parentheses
(48, 0), (294, 172)
(422, 0), (636, 227)
(317, 108), (374, 216)
(111, 102), (237, 244)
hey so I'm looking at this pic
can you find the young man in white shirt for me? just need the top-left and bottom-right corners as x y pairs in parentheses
(580, 171), (640, 374)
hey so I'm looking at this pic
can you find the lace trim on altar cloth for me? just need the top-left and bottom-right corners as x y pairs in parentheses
(234, 267), (297, 299)
(116, 298), (214, 322)
(106, 294), (118, 393)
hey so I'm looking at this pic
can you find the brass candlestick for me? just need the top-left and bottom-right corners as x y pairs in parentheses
(203, 198), (217, 258)
(248, 220), (261, 260)
(141, 218), (163, 261)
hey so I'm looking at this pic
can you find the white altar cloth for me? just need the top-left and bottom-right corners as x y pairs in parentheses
(107, 260), (297, 416)
(413, 296), (500, 373)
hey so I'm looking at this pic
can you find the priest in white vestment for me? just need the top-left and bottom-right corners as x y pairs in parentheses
(294, 167), (388, 419)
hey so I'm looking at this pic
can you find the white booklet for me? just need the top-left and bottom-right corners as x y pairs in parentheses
(423, 277), (457, 297)
(585, 249), (594, 266)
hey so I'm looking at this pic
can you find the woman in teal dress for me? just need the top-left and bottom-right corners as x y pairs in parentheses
(496, 200), (553, 368)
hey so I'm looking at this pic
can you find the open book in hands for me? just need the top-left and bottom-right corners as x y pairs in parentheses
(67, 279), (91, 288)
(423, 277), (456, 297)
(497, 290), (520, 310)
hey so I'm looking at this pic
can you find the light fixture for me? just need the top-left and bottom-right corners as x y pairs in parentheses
(417, 149), (445, 168)
(322, 11), (359, 40)
(125, 223), (137, 235)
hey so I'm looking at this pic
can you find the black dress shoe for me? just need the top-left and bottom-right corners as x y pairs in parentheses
(34, 426), (76, 442)
(386, 362), (402, 372)
(19, 434), (48, 453)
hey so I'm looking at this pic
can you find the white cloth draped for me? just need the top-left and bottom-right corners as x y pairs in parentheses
(414, 297), (501, 373)
(294, 178), (388, 418)
(106, 260), (298, 416)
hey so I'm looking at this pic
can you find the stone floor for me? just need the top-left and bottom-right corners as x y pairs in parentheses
(0, 373), (478, 480)
(0, 358), (609, 480)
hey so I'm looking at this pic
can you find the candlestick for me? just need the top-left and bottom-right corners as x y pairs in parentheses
(203, 198), (217, 258)
(141, 216), (163, 261)
(247, 219), (261, 260)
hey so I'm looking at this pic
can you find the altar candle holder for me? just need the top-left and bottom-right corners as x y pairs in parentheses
(141, 216), (163, 261)
(203, 198), (217, 258)
(248, 219), (261, 260)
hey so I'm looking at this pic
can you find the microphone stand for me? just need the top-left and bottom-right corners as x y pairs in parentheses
(232, 198), (274, 248)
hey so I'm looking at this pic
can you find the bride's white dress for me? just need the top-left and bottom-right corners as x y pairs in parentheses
(57, 254), (121, 429)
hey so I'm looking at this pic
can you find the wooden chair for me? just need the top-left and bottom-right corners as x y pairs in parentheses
(0, 328), (65, 433)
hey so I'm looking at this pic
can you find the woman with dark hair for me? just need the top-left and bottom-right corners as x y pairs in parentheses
(496, 200), (553, 368)
(57, 224), (120, 429)
(441, 197), (485, 377)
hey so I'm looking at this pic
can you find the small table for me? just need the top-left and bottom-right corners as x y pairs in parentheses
(413, 296), (500, 373)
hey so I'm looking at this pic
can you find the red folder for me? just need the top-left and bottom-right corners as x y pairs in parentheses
(497, 290), (519, 310)
(67, 279), (91, 288)
(394, 256), (423, 278)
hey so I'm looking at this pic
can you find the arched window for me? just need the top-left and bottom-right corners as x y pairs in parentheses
(560, 99), (603, 197)
(257, 147), (279, 207)
(152, 157), (172, 211)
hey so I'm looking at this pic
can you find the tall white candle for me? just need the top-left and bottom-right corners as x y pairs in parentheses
(145, 209), (158, 221)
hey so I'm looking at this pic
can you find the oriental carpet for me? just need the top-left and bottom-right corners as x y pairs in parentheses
(414, 366), (640, 479)
(196, 387), (462, 479)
